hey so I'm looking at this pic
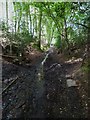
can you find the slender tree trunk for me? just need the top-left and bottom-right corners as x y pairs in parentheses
(64, 17), (69, 48)
(87, 23), (90, 54)
(17, 3), (22, 33)
(13, 2), (17, 34)
(38, 10), (42, 49)
(64, 17), (71, 56)
(50, 26), (54, 46)
(29, 5), (32, 34)
(14, 19), (17, 34)
(32, 16), (35, 36)
(35, 8), (37, 36)
(6, 0), (8, 33)
(10, 3), (14, 56)
(10, 43), (12, 55)
(17, 16), (21, 33)
(2, 2), (4, 21)
(26, 10), (29, 31)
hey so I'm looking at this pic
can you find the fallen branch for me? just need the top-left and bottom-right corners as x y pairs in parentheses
(2, 76), (19, 94)
(1, 54), (17, 59)
(46, 63), (61, 72)
(1, 54), (18, 63)
(15, 102), (26, 109)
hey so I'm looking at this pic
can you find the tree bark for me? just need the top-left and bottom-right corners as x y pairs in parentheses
(13, 2), (17, 34)
(38, 10), (42, 49)
(6, 0), (8, 32)
(64, 17), (69, 48)
(29, 5), (32, 34)
(35, 8), (37, 35)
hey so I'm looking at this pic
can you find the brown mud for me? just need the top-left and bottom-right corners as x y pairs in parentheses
(2, 53), (88, 119)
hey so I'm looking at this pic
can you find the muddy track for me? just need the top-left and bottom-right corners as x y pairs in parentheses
(2, 58), (87, 119)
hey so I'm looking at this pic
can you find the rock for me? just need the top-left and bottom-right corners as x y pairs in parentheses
(66, 75), (73, 79)
(67, 79), (78, 87)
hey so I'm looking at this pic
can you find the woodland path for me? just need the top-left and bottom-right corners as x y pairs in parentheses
(2, 55), (87, 119)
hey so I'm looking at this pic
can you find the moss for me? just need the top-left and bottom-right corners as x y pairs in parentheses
(81, 64), (89, 73)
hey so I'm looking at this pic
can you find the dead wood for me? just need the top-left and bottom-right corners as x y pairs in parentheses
(1, 54), (16, 59)
(2, 76), (19, 94)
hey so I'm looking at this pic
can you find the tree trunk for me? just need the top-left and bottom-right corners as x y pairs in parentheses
(6, 0), (8, 33)
(38, 10), (42, 50)
(64, 17), (69, 48)
(35, 8), (37, 35)
(17, 16), (21, 33)
(10, 44), (12, 55)
(50, 26), (54, 46)
(87, 23), (90, 55)
(17, 3), (22, 33)
(13, 2), (17, 34)
(29, 5), (32, 34)
(32, 15), (35, 36)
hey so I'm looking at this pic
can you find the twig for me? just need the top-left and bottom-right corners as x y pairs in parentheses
(46, 63), (61, 72)
(2, 76), (19, 94)
(1, 54), (16, 59)
(15, 102), (26, 109)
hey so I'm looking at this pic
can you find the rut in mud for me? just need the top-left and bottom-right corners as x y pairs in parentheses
(2, 54), (88, 119)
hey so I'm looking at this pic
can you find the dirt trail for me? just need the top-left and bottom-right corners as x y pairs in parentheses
(2, 58), (46, 119)
(2, 55), (87, 119)
(43, 56), (86, 118)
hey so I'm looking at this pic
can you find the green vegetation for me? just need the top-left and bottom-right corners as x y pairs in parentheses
(0, 2), (90, 54)
(1, 2), (89, 118)
(81, 60), (90, 73)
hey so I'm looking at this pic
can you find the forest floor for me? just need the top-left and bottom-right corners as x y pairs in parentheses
(2, 50), (88, 119)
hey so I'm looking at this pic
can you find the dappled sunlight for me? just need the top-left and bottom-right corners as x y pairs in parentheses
(65, 58), (83, 64)
(30, 52), (35, 55)
(1, 1), (89, 119)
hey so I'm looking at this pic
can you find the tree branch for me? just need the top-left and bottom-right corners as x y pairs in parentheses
(75, 23), (90, 29)
(45, 4), (65, 37)
(2, 76), (19, 94)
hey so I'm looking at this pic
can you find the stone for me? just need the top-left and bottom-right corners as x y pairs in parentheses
(67, 79), (78, 87)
